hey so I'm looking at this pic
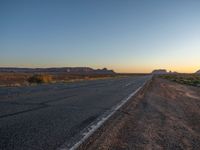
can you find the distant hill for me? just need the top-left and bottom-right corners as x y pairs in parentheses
(0, 67), (115, 75)
(152, 69), (177, 75)
(152, 69), (168, 74)
(196, 70), (200, 74)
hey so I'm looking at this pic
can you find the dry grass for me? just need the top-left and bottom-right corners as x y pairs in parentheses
(0, 73), (30, 86)
(0, 73), (119, 86)
(28, 74), (53, 84)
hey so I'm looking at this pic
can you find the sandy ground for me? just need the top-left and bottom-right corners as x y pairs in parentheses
(79, 77), (200, 150)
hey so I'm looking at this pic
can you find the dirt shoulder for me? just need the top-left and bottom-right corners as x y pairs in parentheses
(79, 77), (200, 150)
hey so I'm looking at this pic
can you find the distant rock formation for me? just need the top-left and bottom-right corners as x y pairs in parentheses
(196, 70), (200, 74)
(152, 69), (168, 74)
(0, 67), (115, 75)
(151, 69), (178, 74)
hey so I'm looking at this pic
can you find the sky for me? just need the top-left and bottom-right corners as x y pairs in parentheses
(0, 0), (200, 73)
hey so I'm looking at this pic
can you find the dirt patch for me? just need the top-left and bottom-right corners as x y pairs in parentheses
(79, 78), (200, 150)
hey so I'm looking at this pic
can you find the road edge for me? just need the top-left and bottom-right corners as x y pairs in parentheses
(60, 76), (152, 150)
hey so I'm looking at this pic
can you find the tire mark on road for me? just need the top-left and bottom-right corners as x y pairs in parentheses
(0, 105), (48, 119)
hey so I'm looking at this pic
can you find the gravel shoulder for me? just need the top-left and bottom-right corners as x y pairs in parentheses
(79, 77), (200, 150)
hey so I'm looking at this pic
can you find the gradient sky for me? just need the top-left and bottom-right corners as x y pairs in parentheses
(1, 0), (200, 73)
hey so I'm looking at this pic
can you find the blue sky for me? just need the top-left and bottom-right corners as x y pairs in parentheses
(1, 0), (200, 73)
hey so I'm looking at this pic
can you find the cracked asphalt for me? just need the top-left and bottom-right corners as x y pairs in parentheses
(0, 76), (150, 150)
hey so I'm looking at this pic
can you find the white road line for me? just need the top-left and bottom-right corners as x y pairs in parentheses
(59, 79), (149, 150)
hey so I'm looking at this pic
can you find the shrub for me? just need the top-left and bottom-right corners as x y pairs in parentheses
(28, 74), (53, 84)
(159, 74), (200, 86)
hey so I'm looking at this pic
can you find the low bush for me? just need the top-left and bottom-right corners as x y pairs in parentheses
(28, 74), (53, 84)
(159, 74), (200, 87)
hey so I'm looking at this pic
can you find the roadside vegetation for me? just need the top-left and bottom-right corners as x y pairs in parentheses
(0, 73), (118, 87)
(0, 72), (148, 87)
(159, 74), (200, 87)
(28, 74), (53, 84)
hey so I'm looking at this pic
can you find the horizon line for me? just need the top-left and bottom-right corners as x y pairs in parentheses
(0, 66), (198, 74)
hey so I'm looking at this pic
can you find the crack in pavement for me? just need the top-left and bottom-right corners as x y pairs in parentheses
(0, 105), (48, 119)
(0, 95), (77, 119)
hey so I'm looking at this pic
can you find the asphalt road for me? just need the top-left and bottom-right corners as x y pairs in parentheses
(0, 76), (150, 150)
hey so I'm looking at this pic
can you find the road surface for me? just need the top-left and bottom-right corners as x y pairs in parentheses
(0, 76), (150, 150)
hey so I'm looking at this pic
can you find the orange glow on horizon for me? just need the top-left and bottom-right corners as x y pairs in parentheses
(0, 64), (199, 74)
(113, 66), (200, 73)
